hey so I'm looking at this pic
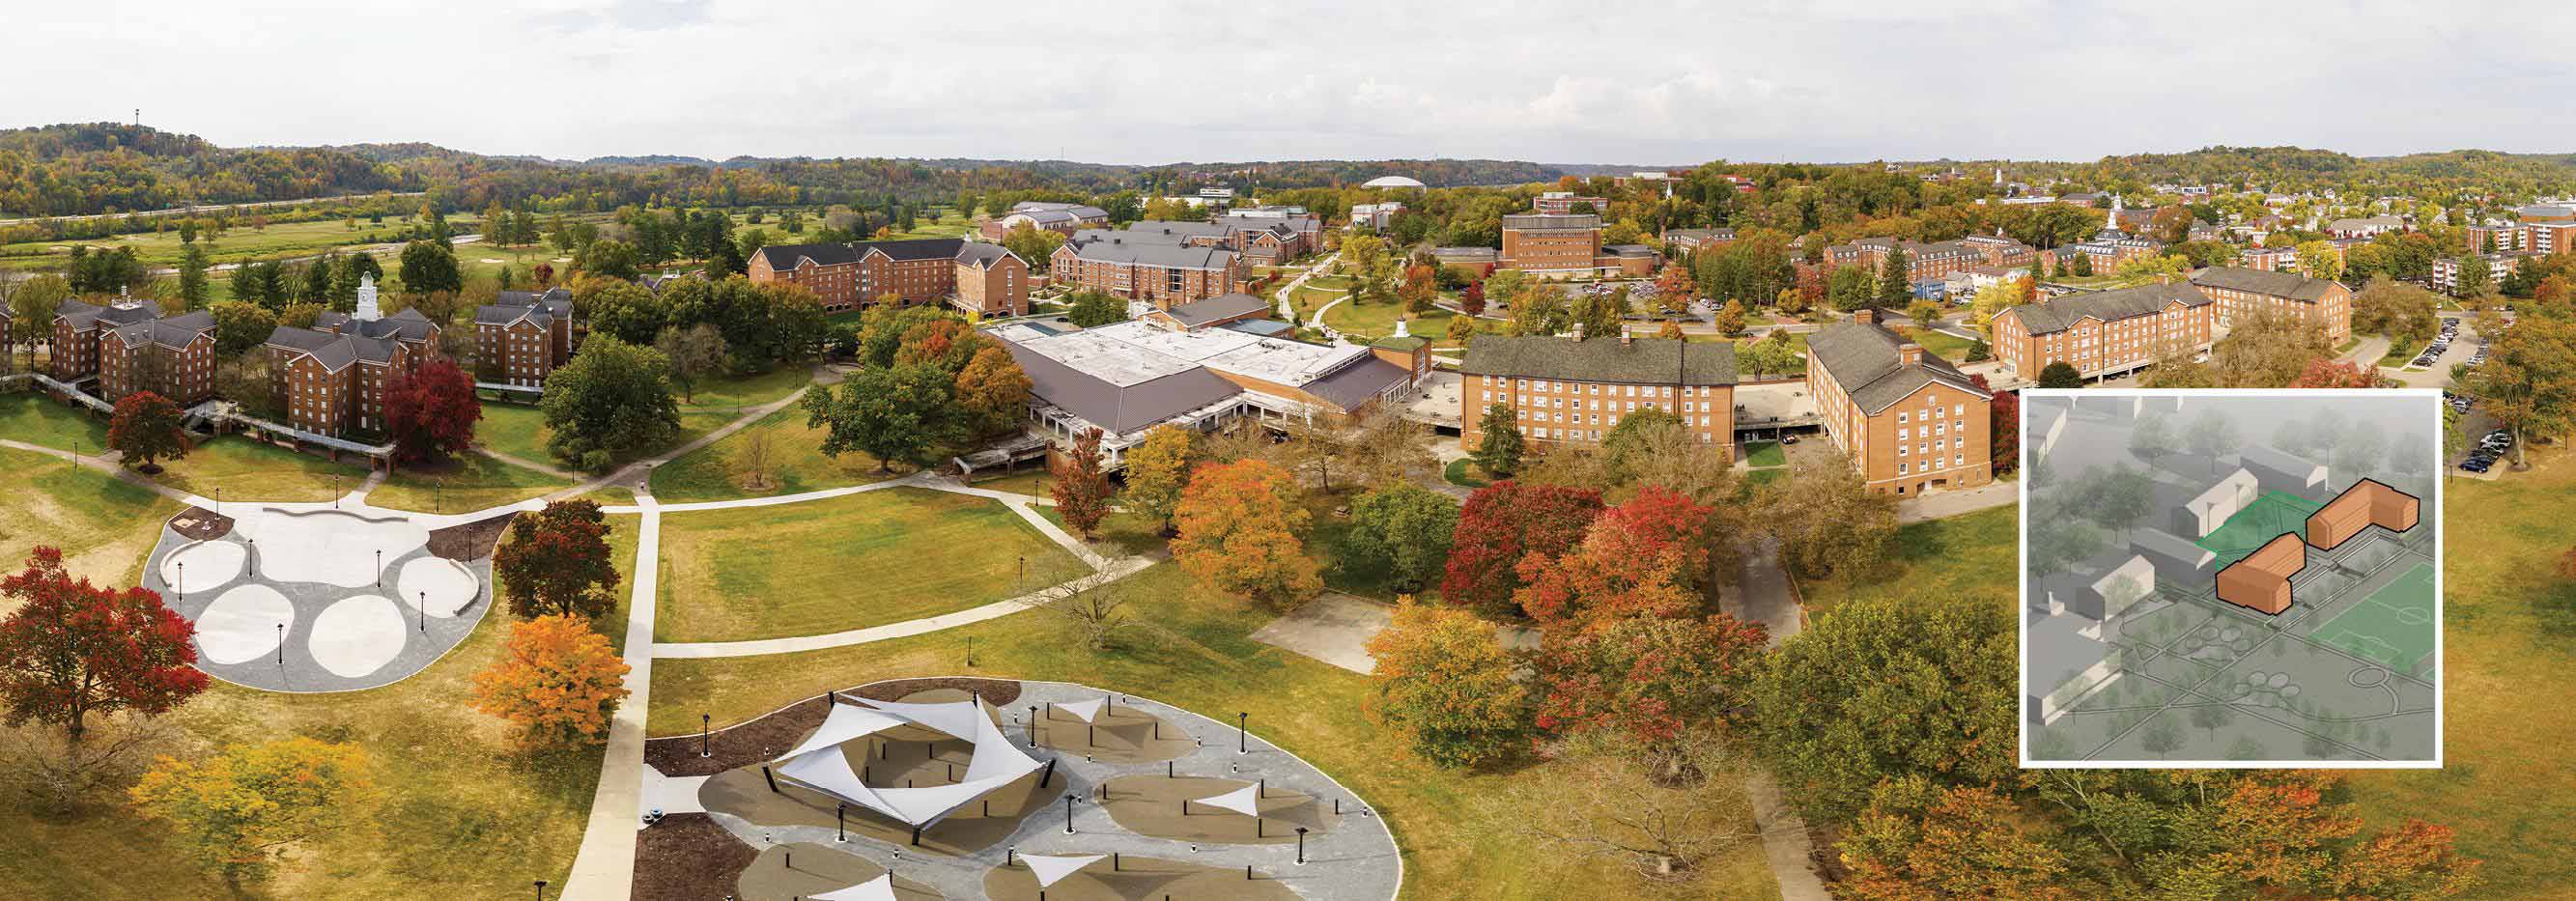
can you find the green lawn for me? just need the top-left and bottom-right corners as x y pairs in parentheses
(369, 453), (573, 515)
(2381, 336), (2432, 368)
(1443, 458), (1492, 488)
(0, 446), (179, 586)
(654, 487), (1089, 642)
(1746, 467), (1788, 487)
(1795, 505), (2015, 622)
(1896, 325), (1973, 360)
(647, 405), (892, 502)
(1742, 440), (1788, 468)
(1035, 504), (1167, 557)
(0, 214), (484, 274)
(0, 392), (109, 452)
(0, 479), (645, 899)
(969, 467), (1055, 502)
(1322, 297), (1456, 345)
(678, 367), (809, 410)
(147, 436), (372, 504)
(474, 400), (735, 472)
(646, 562), (1778, 899)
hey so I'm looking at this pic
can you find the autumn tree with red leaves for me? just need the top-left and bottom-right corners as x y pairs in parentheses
(106, 390), (188, 473)
(1532, 612), (1767, 754)
(2291, 357), (2380, 388)
(1975, 375), (2020, 474)
(0, 547), (209, 744)
(492, 500), (623, 620)
(384, 357), (482, 464)
(1512, 486), (1714, 628)
(1437, 481), (1604, 619)
(1051, 428), (1114, 540)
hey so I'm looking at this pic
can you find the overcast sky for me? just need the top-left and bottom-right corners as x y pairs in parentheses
(12, 0), (2576, 165)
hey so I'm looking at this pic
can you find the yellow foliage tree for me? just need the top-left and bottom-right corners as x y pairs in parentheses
(1171, 459), (1320, 607)
(128, 738), (380, 886)
(470, 614), (632, 746)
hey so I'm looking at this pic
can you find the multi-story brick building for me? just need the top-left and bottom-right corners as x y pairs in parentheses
(977, 201), (1109, 239)
(475, 288), (576, 388)
(1458, 329), (1736, 460)
(1991, 282), (2217, 382)
(2463, 224), (2525, 255)
(1049, 235), (1244, 305)
(1533, 192), (1608, 215)
(1821, 238), (1989, 287)
(2189, 267), (2352, 344)
(264, 282), (443, 436)
(1805, 310), (1994, 496)
(2240, 246), (2300, 272)
(1959, 234), (2040, 268)
(50, 297), (168, 384)
(2326, 215), (2406, 239)
(1661, 228), (1736, 255)
(98, 309), (217, 405)
(1498, 212), (1603, 274)
(748, 239), (1032, 316)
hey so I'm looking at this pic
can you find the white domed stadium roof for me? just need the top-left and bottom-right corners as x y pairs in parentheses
(1362, 175), (1425, 188)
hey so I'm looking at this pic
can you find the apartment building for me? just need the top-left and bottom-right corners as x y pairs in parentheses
(1458, 329), (1737, 461)
(1959, 234), (2040, 267)
(2432, 252), (2535, 295)
(2466, 220), (2576, 256)
(1990, 282), (2217, 382)
(2325, 215), (2406, 239)
(98, 309), (217, 405)
(264, 281), (442, 436)
(50, 296), (167, 383)
(2241, 246), (2300, 272)
(1348, 202), (1404, 232)
(749, 238), (1032, 315)
(1805, 310), (1994, 496)
(475, 288), (576, 388)
(977, 201), (1109, 239)
(1822, 238), (1989, 286)
(1049, 235), (1244, 305)
(2189, 267), (2352, 344)
(1661, 228), (1736, 255)
(2048, 236), (2165, 275)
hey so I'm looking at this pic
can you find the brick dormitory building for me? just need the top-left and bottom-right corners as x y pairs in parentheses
(2187, 267), (2352, 345)
(52, 296), (217, 405)
(1806, 310), (1994, 496)
(1458, 327), (1737, 461)
(1050, 234), (1245, 306)
(475, 287), (577, 388)
(1990, 282), (2217, 383)
(749, 239), (1032, 317)
(264, 279), (443, 436)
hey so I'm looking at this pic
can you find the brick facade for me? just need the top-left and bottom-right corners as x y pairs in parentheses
(748, 239), (1031, 315)
(1992, 283), (2217, 382)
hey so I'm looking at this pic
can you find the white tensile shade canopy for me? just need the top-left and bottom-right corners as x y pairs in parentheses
(809, 873), (896, 901)
(1022, 854), (1107, 888)
(1054, 698), (1105, 723)
(1195, 784), (1261, 817)
(772, 696), (1046, 829)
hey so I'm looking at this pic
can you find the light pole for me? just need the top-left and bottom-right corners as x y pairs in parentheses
(701, 714), (712, 758)
(1063, 792), (1077, 833)
(176, 560), (184, 602)
(376, 549), (382, 588)
(275, 623), (284, 666)
(418, 590), (427, 634)
(1028, 706), (1038, 747)
(1238, 712), (1248, 754)
(533, 880), (545, 901)
(1296, 827), (1310, 864)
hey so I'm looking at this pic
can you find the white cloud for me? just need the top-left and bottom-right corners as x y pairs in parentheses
(4, 0), (2572, 164)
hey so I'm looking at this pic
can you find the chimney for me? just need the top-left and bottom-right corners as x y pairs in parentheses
(1854, 309), (1876, 324)
(1900, 343), (1923, 366)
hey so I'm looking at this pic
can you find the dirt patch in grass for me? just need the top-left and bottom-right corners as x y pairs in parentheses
(850, 676), (1023, 706)
(632, 812), (759, 901)
(167, 507), (233, 541)
(427, 511), (518, 561)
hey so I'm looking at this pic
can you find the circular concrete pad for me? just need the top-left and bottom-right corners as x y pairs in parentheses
(311, 595), (409, 679)
(162, 541), (247, 592)
(2268, 672), (2290, 689)
(197, 584), (294, 664)
(397, 557), (478, 618)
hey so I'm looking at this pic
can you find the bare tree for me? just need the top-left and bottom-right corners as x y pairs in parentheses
(731, 427), (777, 492)
(1482, 728), (1758, 883)
(4, 718), (172, 813)
(1029, 578), (1159, 652)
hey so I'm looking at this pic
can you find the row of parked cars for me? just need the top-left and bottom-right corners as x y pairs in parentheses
(2411, 318), (2465, 368)
(2461, 424), (2512, 472)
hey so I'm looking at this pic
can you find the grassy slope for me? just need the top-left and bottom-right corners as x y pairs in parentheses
(647, 563), (1778, 900)
(653, 487), (1088, 642)
(646, 405), (890, 502)
(0, 446), (177, 586)
(369, 452), (572, 515)
(1794, 505), (2017, 622)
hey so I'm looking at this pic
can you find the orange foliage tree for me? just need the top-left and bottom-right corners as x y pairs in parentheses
(1512, 486), (1713, 628)
(1171, 459), (1319, 607)
(470, 614), (632, 746)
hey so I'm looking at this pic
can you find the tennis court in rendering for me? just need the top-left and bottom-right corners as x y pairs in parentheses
(2195, 490), (2327, 567)
(2311, 562), (2436, 672)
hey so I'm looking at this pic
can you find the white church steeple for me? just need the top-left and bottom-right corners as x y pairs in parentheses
(354, 273), (381, 322)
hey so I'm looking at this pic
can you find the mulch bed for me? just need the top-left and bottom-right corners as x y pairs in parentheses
(631, 812), (758, 901)
(167, 507), (235, 541)
(425, 511), (518, 561)
(643, 677), (1024, 778)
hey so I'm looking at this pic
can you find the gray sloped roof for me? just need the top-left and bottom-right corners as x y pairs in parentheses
(1162, 293), (1271, 327)
(2189, 266), (2340, 302)
(266, 325), (358, 371)
(1805, 321), (1991, 413)
(111, 310), (212, 351)
(1459, 334), (1735, 385)
(1501, 212), (1599, 231)
(1301, 355), (1411, 411)
(57, 298), (164, 329)
(953, 242), (1020, 269)
(752, 241), (861, 269)
(998, 340), (1241, 436)
(1062, 237), (1238, 269)
(2002, 282), (2213, 336)
(475, 303), (546, 328)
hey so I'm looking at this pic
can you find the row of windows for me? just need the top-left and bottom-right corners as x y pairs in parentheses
(1896, 455), (1967, 475)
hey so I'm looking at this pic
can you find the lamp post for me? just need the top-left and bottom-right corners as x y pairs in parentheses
(701, 714), (712, 758)
(376, 549), (382, 588)
(1028, 706), (1038, 747)
(1238, 712), (1248, 754)
(532, 880), (546, 901)
(418, 590), (428, 634)
(276, 623), (284, 666)
(1296, 827), (1310, 864)
(176, 560), (184, 602)
(1063, 792), (1077, 833)
(247, 536), (256, 577)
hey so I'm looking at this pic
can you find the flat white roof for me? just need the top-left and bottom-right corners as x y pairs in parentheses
(1064, 320), (1370, 388)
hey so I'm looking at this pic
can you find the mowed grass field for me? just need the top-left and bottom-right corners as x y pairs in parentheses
(370, 452), (573, 515)
(646, 405), (891, 502)
(0, 437), (644, 897)
(652, 487), (1089, 642)
(646, 562), (1781, 900)
(1795, 504), (2017, 622)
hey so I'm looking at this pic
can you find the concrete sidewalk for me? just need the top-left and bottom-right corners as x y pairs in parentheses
(1898, 480), (2018, 522)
